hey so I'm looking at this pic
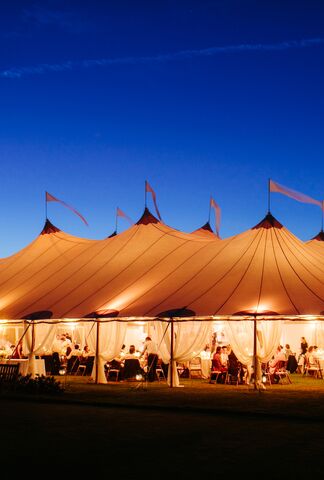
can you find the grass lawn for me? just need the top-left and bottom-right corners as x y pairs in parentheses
(1, 373), (324, 476)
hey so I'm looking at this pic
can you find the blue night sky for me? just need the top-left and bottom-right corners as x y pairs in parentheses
(1, 0), (324, 256)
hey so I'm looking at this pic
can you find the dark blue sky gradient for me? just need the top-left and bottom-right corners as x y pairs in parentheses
(1, 0), (324, 256)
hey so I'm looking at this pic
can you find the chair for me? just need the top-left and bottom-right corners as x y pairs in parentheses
(274, 360), (292, 384)
(75, 357), (89, 376)
(156, 365), (166, 381)
(75, 364), (87, 376)
(209, 368), (227, 384)
(155, 360), (166, 381)
(226, 366), (241, 385)
(304, 359), (323, 379)
(123, 359), (142, 381)
(106, 360), (121, 381)
(189, 356), (203, 379)
(67, 355), (80, 375)
(262, 362), (272, 385)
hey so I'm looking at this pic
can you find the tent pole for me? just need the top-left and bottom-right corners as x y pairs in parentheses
(253, 316), (257, 390)
(267, 178), (271, 214)
(170, 318), (174, 388)
(95, 320), (100, 384)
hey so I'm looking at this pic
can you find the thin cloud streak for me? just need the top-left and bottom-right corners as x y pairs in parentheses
(2, 37), (324, 79)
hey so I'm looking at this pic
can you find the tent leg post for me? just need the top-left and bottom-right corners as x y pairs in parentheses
(95, 320), (100, 384)
(170, 318), (174, 388)
(253, 317), (257, 390)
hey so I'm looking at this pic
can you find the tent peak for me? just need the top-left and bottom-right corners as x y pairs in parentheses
(41, 219), (61, 235)
(311, 230), (324, 241)
(107, 230), (117, 238)
(136, 207), (160, 225)
(252, 213), (283, 230)
(198, 221), (214, 233)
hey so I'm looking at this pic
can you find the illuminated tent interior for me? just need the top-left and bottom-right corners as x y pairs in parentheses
(1, 208), (324, 386)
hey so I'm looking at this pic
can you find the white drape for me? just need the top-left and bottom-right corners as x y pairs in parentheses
(23, 322), (57, 377)
(224, 320), (282, 385)
(314, 322), (324, 348)
(85, 320), (127, 384)
(150, 320), (212, 387)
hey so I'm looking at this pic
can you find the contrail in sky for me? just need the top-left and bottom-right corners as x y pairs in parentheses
(1, 38), (323, 78)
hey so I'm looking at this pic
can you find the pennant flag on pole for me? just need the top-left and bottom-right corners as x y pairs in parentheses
(145, 181), (162, 221)
(46, 191), (89, 226)
(210, 197), (221, 237)
(269, 180), (323, 209)
(116, 207), (134, 225)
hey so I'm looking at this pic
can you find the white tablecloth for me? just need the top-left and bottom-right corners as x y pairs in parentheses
(200, 357), (211, 379)
(34, 359), (46, 376)
(3, 358), (46, 377)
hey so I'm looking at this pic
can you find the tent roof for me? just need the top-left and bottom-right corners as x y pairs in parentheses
(1, 210), (324, 319)
(191, 221), (219, 239)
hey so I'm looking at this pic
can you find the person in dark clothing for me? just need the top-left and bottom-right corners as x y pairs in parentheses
(227, 345), (245, 384)
(141, 337), (159, 382)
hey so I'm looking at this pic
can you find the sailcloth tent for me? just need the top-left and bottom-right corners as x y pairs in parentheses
(1, 208), (324, 385)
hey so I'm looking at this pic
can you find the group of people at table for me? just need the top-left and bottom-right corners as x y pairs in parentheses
(1, 332), (322, 382)
(105, 337), (162, 382)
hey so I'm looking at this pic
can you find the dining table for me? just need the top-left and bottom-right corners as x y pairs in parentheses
(200, 353), (212, 379)
(2, 358), (46, 377)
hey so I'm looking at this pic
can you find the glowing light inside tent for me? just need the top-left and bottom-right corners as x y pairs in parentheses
(252, 304), (271, 314)
(102, 288), (144, 312)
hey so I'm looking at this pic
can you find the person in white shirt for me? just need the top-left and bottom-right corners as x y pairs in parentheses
(141, 336), (159, 382)
(268, 345), (286, 382)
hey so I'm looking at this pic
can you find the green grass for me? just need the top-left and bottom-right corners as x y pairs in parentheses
(5, 372), (324, 418)
(2, 373), (324, 476)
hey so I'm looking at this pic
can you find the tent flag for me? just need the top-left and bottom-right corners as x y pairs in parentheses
(145, 180), (162, 221)
(116, 207), (134, 231)
(210, 196), (221, 237)
(269, 180), (323, 209)
(45, 191), (89, 226)
(116, 207), (134, 225)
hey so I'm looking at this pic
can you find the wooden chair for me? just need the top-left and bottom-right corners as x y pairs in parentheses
(274, 360), (292, 384)
(304, 359), (323, 379)
(262, 362), (272, 385)
(209, 369), (227, 384)
(156, 365), (166, 381)
(189, 356), (203, 379)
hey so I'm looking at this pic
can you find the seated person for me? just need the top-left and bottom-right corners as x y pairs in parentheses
(211, 346), (228, 383)
(123, 348), (143, 380)
(124, 345), (138, 360)
(227, 345), (245, 383)
(284, 344), (294, 359)
(114, 344), (126, 364)
(285, 344), (298, 373)
(268, 345), (286, 382)
(107, 345), (137, 380)
(66, 343), (82, 374)
(80, 345), (91, 362)
(221, 346), (229, 367)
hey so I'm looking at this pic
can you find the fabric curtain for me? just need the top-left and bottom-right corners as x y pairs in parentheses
(23, 322), (57, 377)
(85, 320), (127, 384)
(314, 322), (324, 349)
(150, 320), (212, 387)
(224, 320), (282, 385)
